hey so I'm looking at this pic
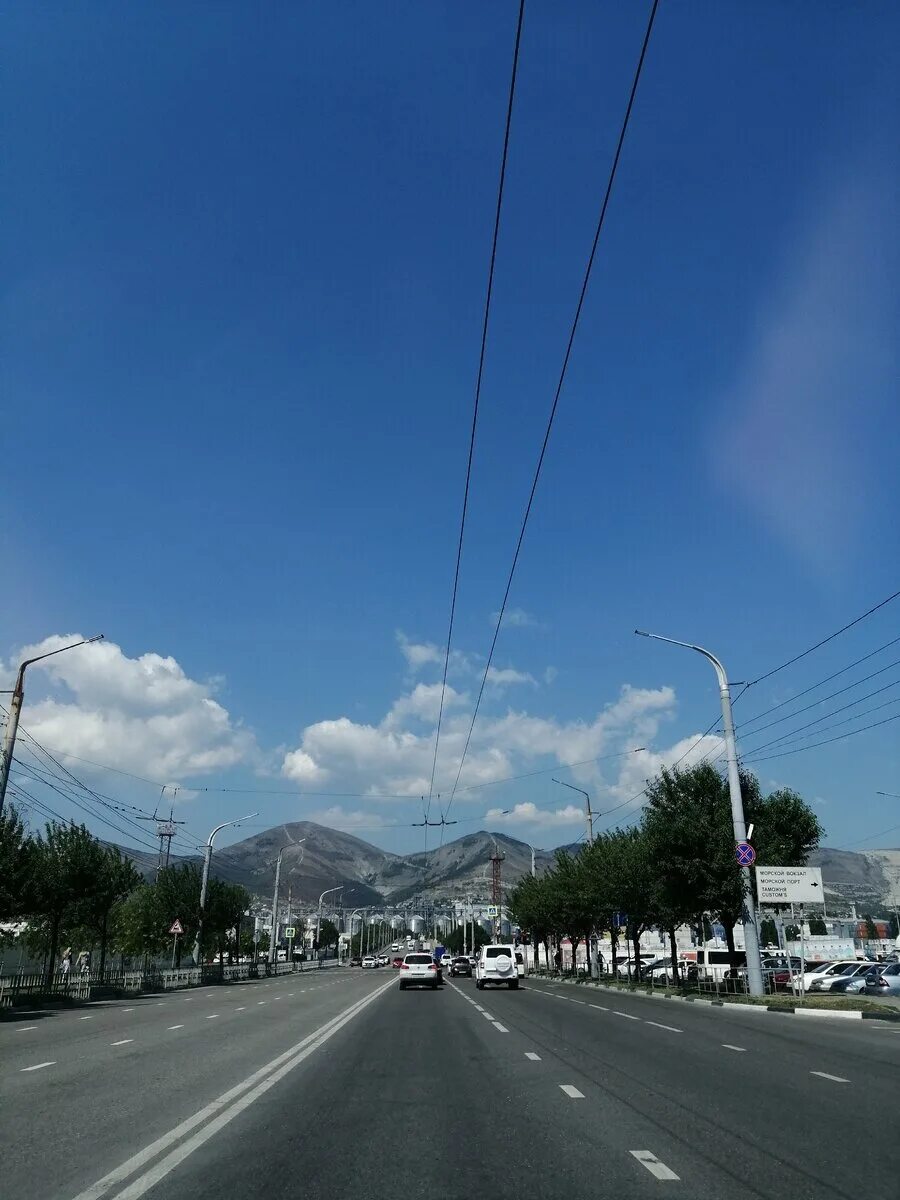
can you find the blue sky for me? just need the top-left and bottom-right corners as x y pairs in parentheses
(2, 3), (898, 861)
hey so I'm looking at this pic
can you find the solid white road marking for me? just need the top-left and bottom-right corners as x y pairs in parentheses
(16, 1026), (37, 1032)
(70, 977), (395, 1200)
(525, 1052), (541, 1061)
(21, 1061), (55, 1072)
(811, 1071), (850, 1083)
(559, 1084), (585, 1099)
(111, 1039), (134, 1046)
(492, 1022), (510, 1033)
(167, 1026), (184, 1031)
(645, 1021), (682, 1033)
(614, 1011), (640, 1021)
(630, 1150), (680, 1181)
(722, 1044), (746, 1052)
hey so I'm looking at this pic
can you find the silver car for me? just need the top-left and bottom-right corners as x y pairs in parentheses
(809, 961), (877, 992)
(864, 961), (900, 997)
(828, 966), (882, 994)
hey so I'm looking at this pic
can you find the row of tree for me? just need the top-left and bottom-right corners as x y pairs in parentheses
(0, 806), (251, 980)
(507, 763), (823, 973)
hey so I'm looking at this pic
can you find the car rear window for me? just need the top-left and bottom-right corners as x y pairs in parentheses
(485, 947), (512, 958)
(406, 954), (432, 964)
(453, 957), (468, 964)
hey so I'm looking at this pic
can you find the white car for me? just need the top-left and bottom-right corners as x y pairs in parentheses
(399, 952), (439, 990)
(808, 961), (877, 992)
(790, 960), (854, 993)
(377, 953), (390, 965)
(476, 945), (520, 990)
(361, 955), (377, 969)
(390, 943), (400, 952)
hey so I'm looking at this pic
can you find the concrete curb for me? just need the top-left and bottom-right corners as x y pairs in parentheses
(527, 974), (900, 1022)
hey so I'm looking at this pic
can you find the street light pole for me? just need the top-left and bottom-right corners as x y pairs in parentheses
(268, 848), (284, 968)
(552, 778), (594, 844)
(635, 628), (765, 997)
(193, 813), (258, 966)
(315, 886), (342, 955)
(0, 635), (104, 816)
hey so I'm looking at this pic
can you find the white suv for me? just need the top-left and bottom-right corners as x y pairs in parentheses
(476, 944), (520, 990)
(399, 952), (439, 990)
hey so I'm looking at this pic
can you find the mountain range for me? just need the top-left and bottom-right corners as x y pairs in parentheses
(118, 820), (900, 915)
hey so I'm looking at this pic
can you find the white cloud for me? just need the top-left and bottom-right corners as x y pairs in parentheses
(485, 666), (536, 688)
(396, 632), (443, 670)
(485, 802), (584, 828)
(385, 683), (469, 726)
(602, 734), (726, 822)
(544, 667), (558, 685)
(305, 806), (390, 831)
(490, 607), (540, 630)
(2, 634), (255, 783)
(281, 681), (678, 801)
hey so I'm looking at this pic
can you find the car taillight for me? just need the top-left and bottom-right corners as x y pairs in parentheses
(428, 963), (436, 970)
(400, 963), (409, 970)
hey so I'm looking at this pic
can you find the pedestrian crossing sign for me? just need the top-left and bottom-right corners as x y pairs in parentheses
(169, 919), (184, 935)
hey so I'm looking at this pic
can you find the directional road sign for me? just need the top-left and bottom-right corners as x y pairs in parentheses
(284, 926), (296, 939)
(755, 865), (824, 905)
(736, 842), (756, 867)
(169, 919), (184, 935)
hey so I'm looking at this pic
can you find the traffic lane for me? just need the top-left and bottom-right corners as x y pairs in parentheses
(522, 977), (900, 1074)
(0, 969), (359, 1070)
(125, 970), (662, 1200)
(477, 979), (897, 1197)
(0, 970), (387, 1200)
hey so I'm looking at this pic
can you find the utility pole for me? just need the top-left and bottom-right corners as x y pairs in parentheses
(490, 845), (504, 941)
(193, 813), (258, 966)
(0, 635), (104, 816)
(635, 629), (766, 997)
(268, 850), (284, 968)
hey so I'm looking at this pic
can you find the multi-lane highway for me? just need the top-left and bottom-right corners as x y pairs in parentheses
(2, 967), (897, 1199)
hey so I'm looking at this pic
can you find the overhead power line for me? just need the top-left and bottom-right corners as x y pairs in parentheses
(739, 678), (900, 758)
(742, 710), (900, 764)
(444, 0), (660, 823)
(426, 0), (526, 823)
(744, 586), (900, 690)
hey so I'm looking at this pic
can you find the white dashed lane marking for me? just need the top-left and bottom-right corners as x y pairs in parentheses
(21, 1061), (55, 1072)
(16, 1026), (37, 1032)
(79, 1016), (93, 1020)
(722, 1044), (746, 1052)
(630, 1150), (680, 1181)
(206, 1014), (219, 1020)
(492, 1022), (509, 1033)
(110, 1039), (133, 1046)
(235, 1007), (246, 1011)
(524, 1052), (541, 1061)
(559, 1084), (585, 1099)
(614, 1011), (640, 1021)
(121, 1008), (134, 1013)
(589, 1003), (608, 1011)
(168, 1025), (184, 1031)
(811, 1071), (850, 1084)
(645, 1021), (682, 1033)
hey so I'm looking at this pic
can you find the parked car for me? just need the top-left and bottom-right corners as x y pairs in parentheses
(361, 955), (377, 969)
(809, 962), (876, 992)
(349, 955), (362, 967)
(449, 955), (472, 977)
(399, 952), (439, 990)
(829, 967), (881, 995)
(865, 961), (900, 996)
(789, 961), (844, 993)
(476, 945), (519, 990)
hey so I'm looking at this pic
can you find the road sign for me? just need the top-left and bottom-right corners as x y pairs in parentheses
(736, 842), (756, 866)
(487, 905), (499, 917)
(284, 926), (296, 939)
(613, 911), (628, 929)
(755, 865), (824, 905)
(169, 919), (184, 935)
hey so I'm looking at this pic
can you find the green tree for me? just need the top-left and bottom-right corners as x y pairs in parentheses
(442, 925), (489, 955)
(0, 804), (37, 923)
(760, 918), (779, 948)
(863, 914), (879, 941)
(317, 919), (338, 951)
(29, 822), (108, 986)
(807, 916), (827, 937)
(77, 848), (142, 975)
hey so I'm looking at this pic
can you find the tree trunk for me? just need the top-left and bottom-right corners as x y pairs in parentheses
(631, 927), (642, 983)
(610, 928), (618, 978)
(724, 921), (737, 966)
(44, 913), (62, 991)
(668, 925), (679, 987)
(99, 908), (109, 978)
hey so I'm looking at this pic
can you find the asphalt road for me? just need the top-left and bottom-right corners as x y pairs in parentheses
(2, 968), (898, 1199)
